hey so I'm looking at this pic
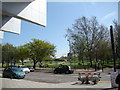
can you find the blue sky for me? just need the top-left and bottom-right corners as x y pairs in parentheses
(3, 2), (118, 58)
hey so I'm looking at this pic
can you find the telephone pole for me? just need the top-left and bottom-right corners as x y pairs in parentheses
(110, 25), (116, 72)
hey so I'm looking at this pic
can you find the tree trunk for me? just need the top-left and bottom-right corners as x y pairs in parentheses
(33, 59), (37, 69)
(2, 61), (4, 68)
(95, 52), (98, 62)
(101, 58), (104, 72)
(119, 57), (120, 65)
(78, 55), (81, 63)
(103, 59), (105, 64)
(7, 60), (10, 67)
(33, 62), (36, 69)
(95, 52), (98, 71)
(21, 59), (24, 65)
(89, 56), (92, 67)
(38, 61), (43, 68)
(106, 58), (109, 64)
(14, 61), (16, 65)
(82, 57), (85, 69)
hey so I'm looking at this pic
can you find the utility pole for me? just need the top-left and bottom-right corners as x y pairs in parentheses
(110, 25), (116, 72)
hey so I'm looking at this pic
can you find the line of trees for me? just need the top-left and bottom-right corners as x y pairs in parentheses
(2, 16), (120, 70)
(2, 39), (56, 69)
(66, 16), (120, 69)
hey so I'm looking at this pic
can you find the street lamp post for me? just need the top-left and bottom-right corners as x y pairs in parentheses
(110, 25), (116, 72)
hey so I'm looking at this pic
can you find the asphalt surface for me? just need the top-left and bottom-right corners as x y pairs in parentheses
(24, 69), (111, 84)
(0, 68), (118, 89)
(24, 70), (77, 83)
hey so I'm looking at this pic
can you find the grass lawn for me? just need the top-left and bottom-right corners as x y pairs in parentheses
(1, 59), (119, 69)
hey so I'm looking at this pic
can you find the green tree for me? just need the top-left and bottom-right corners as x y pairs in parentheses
(95, 40), (112, 70)
(113, 21), (120, 60)
(26, 39), (56, 69)
(66, 16), (108, 67)
(2, 43), (16, 67)
(72, 36), (86, 67)
(17, 45), (29, 65)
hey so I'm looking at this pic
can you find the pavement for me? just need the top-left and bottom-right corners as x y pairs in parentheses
(0, 68), (119, 90)
(0, 73), (114, 89)
(2, 77), (111, 88)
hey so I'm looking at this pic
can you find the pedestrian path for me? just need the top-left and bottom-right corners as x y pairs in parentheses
(1, 77), (112, 88)
(0, 70), (116, 89)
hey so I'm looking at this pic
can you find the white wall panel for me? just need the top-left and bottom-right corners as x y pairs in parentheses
(1, 0), (34, 2)
(0, 0), (46, 39)
(1, 17), (21, 34)
(18, 0), (46, 26)
(2, 0), (46, 26)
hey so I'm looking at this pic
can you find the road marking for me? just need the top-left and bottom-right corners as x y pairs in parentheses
(99, 81), (111, 82)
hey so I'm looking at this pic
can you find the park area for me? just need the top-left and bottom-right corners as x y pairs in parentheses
(1, 58), (120, 71)
(1, 16), (120, 72)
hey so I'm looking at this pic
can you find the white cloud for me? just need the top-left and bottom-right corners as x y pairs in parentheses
(56, 50), (69, 58)
(101, 11), (117, 23)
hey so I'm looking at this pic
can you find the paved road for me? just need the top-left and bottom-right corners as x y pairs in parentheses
(1, 77), (112, 89)
(0, 72), (114, 89)
(24, 69), (111, 84)
(0, 68), (118, 89)
(24, 70), (77, 83)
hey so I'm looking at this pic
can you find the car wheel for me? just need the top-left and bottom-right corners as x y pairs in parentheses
(93, 80), (97, 84)
(65, 70), (70, 74)
(10, 75), (14, 79)
(54, 70), (57, 74)
(3, 74), (6, 78)
(22, 77), (25, 79)
(82, 79), (85, 84)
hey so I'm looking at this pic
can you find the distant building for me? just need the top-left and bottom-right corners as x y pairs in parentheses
(0, 0), (46, 39)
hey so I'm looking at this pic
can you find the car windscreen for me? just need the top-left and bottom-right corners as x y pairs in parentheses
(21, 66), (27, 68)
(68, 66), (73, 69)
(9, 65), (17, 67)
(12, 67), (21, 72)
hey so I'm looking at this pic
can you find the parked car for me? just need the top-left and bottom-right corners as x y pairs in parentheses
(3, 67), (25, 79)
(54, 65), (74, 74)
(29, 67), (35, 72)
(18, 65), (30, 73)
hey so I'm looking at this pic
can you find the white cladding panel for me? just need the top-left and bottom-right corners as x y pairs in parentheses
(2, 0), (46, 26)
(1, 0), (34, 2)
(1, 17), (21, 34)
(0, 0), (46, 39)
(18, 0), (46, 26)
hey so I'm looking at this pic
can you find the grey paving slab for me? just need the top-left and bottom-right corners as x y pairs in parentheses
(2, 77), (112, 88)
(0, 68), (119, 89)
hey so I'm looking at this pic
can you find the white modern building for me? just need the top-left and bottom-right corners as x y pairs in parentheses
(0, 0), (46, 39)
(0, 1), (46, 89)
